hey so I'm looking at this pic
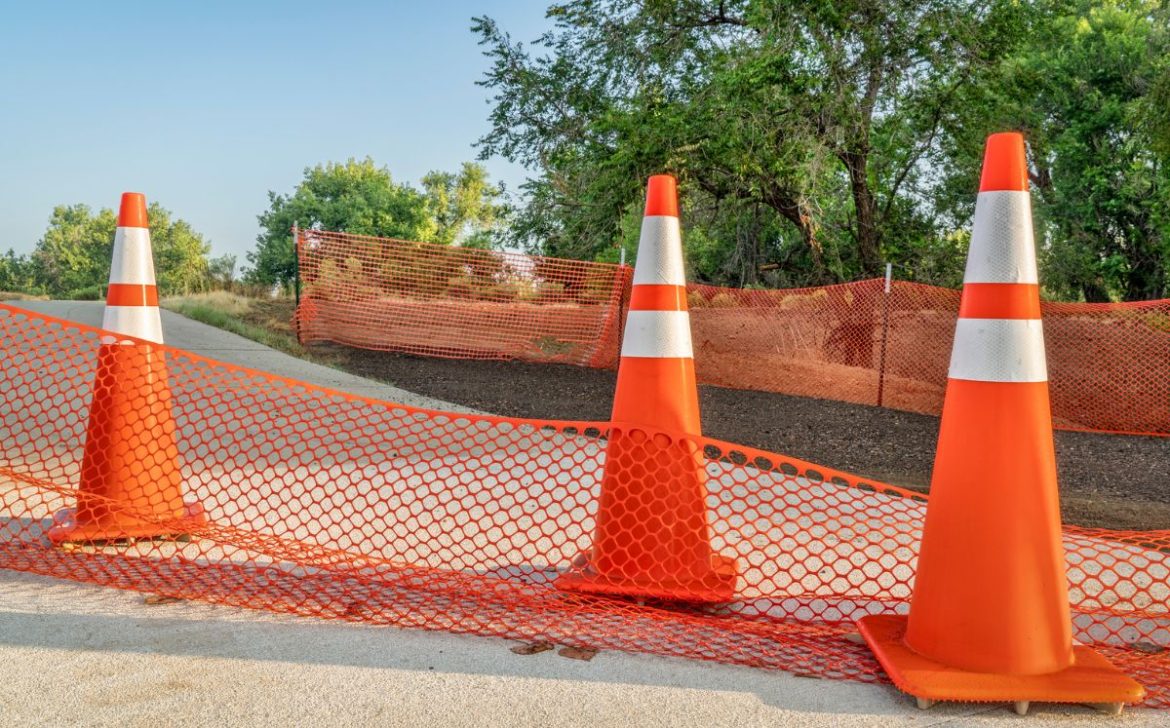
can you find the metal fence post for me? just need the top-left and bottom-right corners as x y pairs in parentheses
(876, 262), (893, 408)
(292, 222), (301, 342)
(292, 223), (301, 304)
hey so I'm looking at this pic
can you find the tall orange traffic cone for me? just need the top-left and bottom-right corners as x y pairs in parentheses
(557, 175), (737, 603)
(856, 134), (1143, 714)
(49, 193), (206, 544)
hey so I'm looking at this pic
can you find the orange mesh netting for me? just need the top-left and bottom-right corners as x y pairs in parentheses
(296, 230), (1170, 437)
(296, 229), (629, 367)
(2, 303), (1167, 706)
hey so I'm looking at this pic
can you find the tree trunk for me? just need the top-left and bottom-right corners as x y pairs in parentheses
(841, 149), (882, 276)
(764, 188), (827, 282)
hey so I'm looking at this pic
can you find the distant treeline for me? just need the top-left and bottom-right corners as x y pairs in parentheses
(1, 159), (505, 300)
(0, 203), (234, 299)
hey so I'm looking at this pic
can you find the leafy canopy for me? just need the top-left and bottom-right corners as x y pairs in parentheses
(246, 158), (505, 286)
(28, 202), (211, 298)
(475, 0), (1169, 299)
(474, 0), (1016, 286)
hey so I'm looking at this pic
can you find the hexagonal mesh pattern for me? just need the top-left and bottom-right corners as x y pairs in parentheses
(1, 303), (1167, 707)
(296, 230), (1170, 436)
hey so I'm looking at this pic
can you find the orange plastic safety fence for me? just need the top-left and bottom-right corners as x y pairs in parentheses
(296, 231), (1170, 437)
(296, 229), (629, 367)
(1, 303), (1167, 706)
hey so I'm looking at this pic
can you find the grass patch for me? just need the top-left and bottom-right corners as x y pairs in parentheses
(161, 292), (328, 362)
(0, 291), (48, 301)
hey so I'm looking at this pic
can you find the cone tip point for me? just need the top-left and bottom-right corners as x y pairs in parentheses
(979, 133), (1029, 192)
(118, 192), (149, 228)
(645, 175), (679, 217)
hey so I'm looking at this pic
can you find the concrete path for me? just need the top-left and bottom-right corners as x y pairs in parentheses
(1, 301), (1164, 727)
(10, 570), (1164, 728)
(6, 300), (473, 413)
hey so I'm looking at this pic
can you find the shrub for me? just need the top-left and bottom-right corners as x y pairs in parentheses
(66, 284), (104, 301)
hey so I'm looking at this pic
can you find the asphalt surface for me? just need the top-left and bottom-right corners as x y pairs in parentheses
(1, 301), (1165, 727)
(5, 300), (473, 413)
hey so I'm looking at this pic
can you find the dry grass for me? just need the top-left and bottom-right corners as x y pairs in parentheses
(0, 291), (48, 301)
(161, 292), (342, 368)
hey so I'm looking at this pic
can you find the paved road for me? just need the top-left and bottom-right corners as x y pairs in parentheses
(1, 301), (1164, 727)
(5, 300), (473, 413)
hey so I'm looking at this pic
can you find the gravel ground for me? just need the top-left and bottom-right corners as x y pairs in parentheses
(317, 344), (1170, 531)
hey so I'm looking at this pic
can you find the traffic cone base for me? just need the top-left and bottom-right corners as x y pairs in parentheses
(858, 615), (1144, 709)
(558, 551), (737, 603)
(47, 501), (206, 544)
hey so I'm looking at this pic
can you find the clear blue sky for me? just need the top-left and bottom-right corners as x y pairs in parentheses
(0, 1), (550, 261)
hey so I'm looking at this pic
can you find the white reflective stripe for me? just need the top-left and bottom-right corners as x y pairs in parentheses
(966, 191), (1038, 284)
(632, 216), (686, 286)
(102, 305), (164, 344)
(621, 310), (693, 358)
(948, 318), (1047, 383)
(110, 227), (157, 285)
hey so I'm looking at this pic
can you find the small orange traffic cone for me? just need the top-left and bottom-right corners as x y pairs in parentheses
(49, 193), (206, 544)
(856, 134), (1143, 714)
(557, 175), (737, 603)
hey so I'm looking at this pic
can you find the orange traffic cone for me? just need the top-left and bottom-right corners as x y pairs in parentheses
(856, 134), (1143, 714)
(49, 193), (206, 544)
(557, 175), (737, 603)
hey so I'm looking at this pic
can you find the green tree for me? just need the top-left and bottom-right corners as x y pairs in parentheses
(207, 253), (237, 289)
(941, 0), (1169, 301)
(248, 158), (437, 287)
(148, 205), (212, 295)
(31, 202), (212, 298)
(32, 204), (118, 297)
(474, 0), (1023, 285)
(421, 162), (507, 248)
(0, 249), (36, 294)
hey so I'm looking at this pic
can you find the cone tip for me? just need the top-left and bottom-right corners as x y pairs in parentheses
(979, 133), (1028, 192)
(118, 192), (149, 228)
(644, 175), (679, 217)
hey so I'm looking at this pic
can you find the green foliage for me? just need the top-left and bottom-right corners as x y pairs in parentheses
(27, 202), (212, 298)
(207, 254), (237, 289)
(421, 162), (507, 247)
(247, 158), (505, 286)
(0, 249), (38, 294)
(941, 0), (1170, 301)
(64, 284), (105, 301)
(476, 0), (1169, 300)
(474, 0), (1012, 286)
(148, 205), (212, 295)
(32, 204), (117, 296)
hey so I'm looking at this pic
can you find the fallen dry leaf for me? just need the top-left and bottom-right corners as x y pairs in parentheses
(558, 646), (598, 661)
(510, 641), (555, 656)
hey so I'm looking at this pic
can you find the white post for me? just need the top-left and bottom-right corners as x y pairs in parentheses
(877, 262), (894, 407)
